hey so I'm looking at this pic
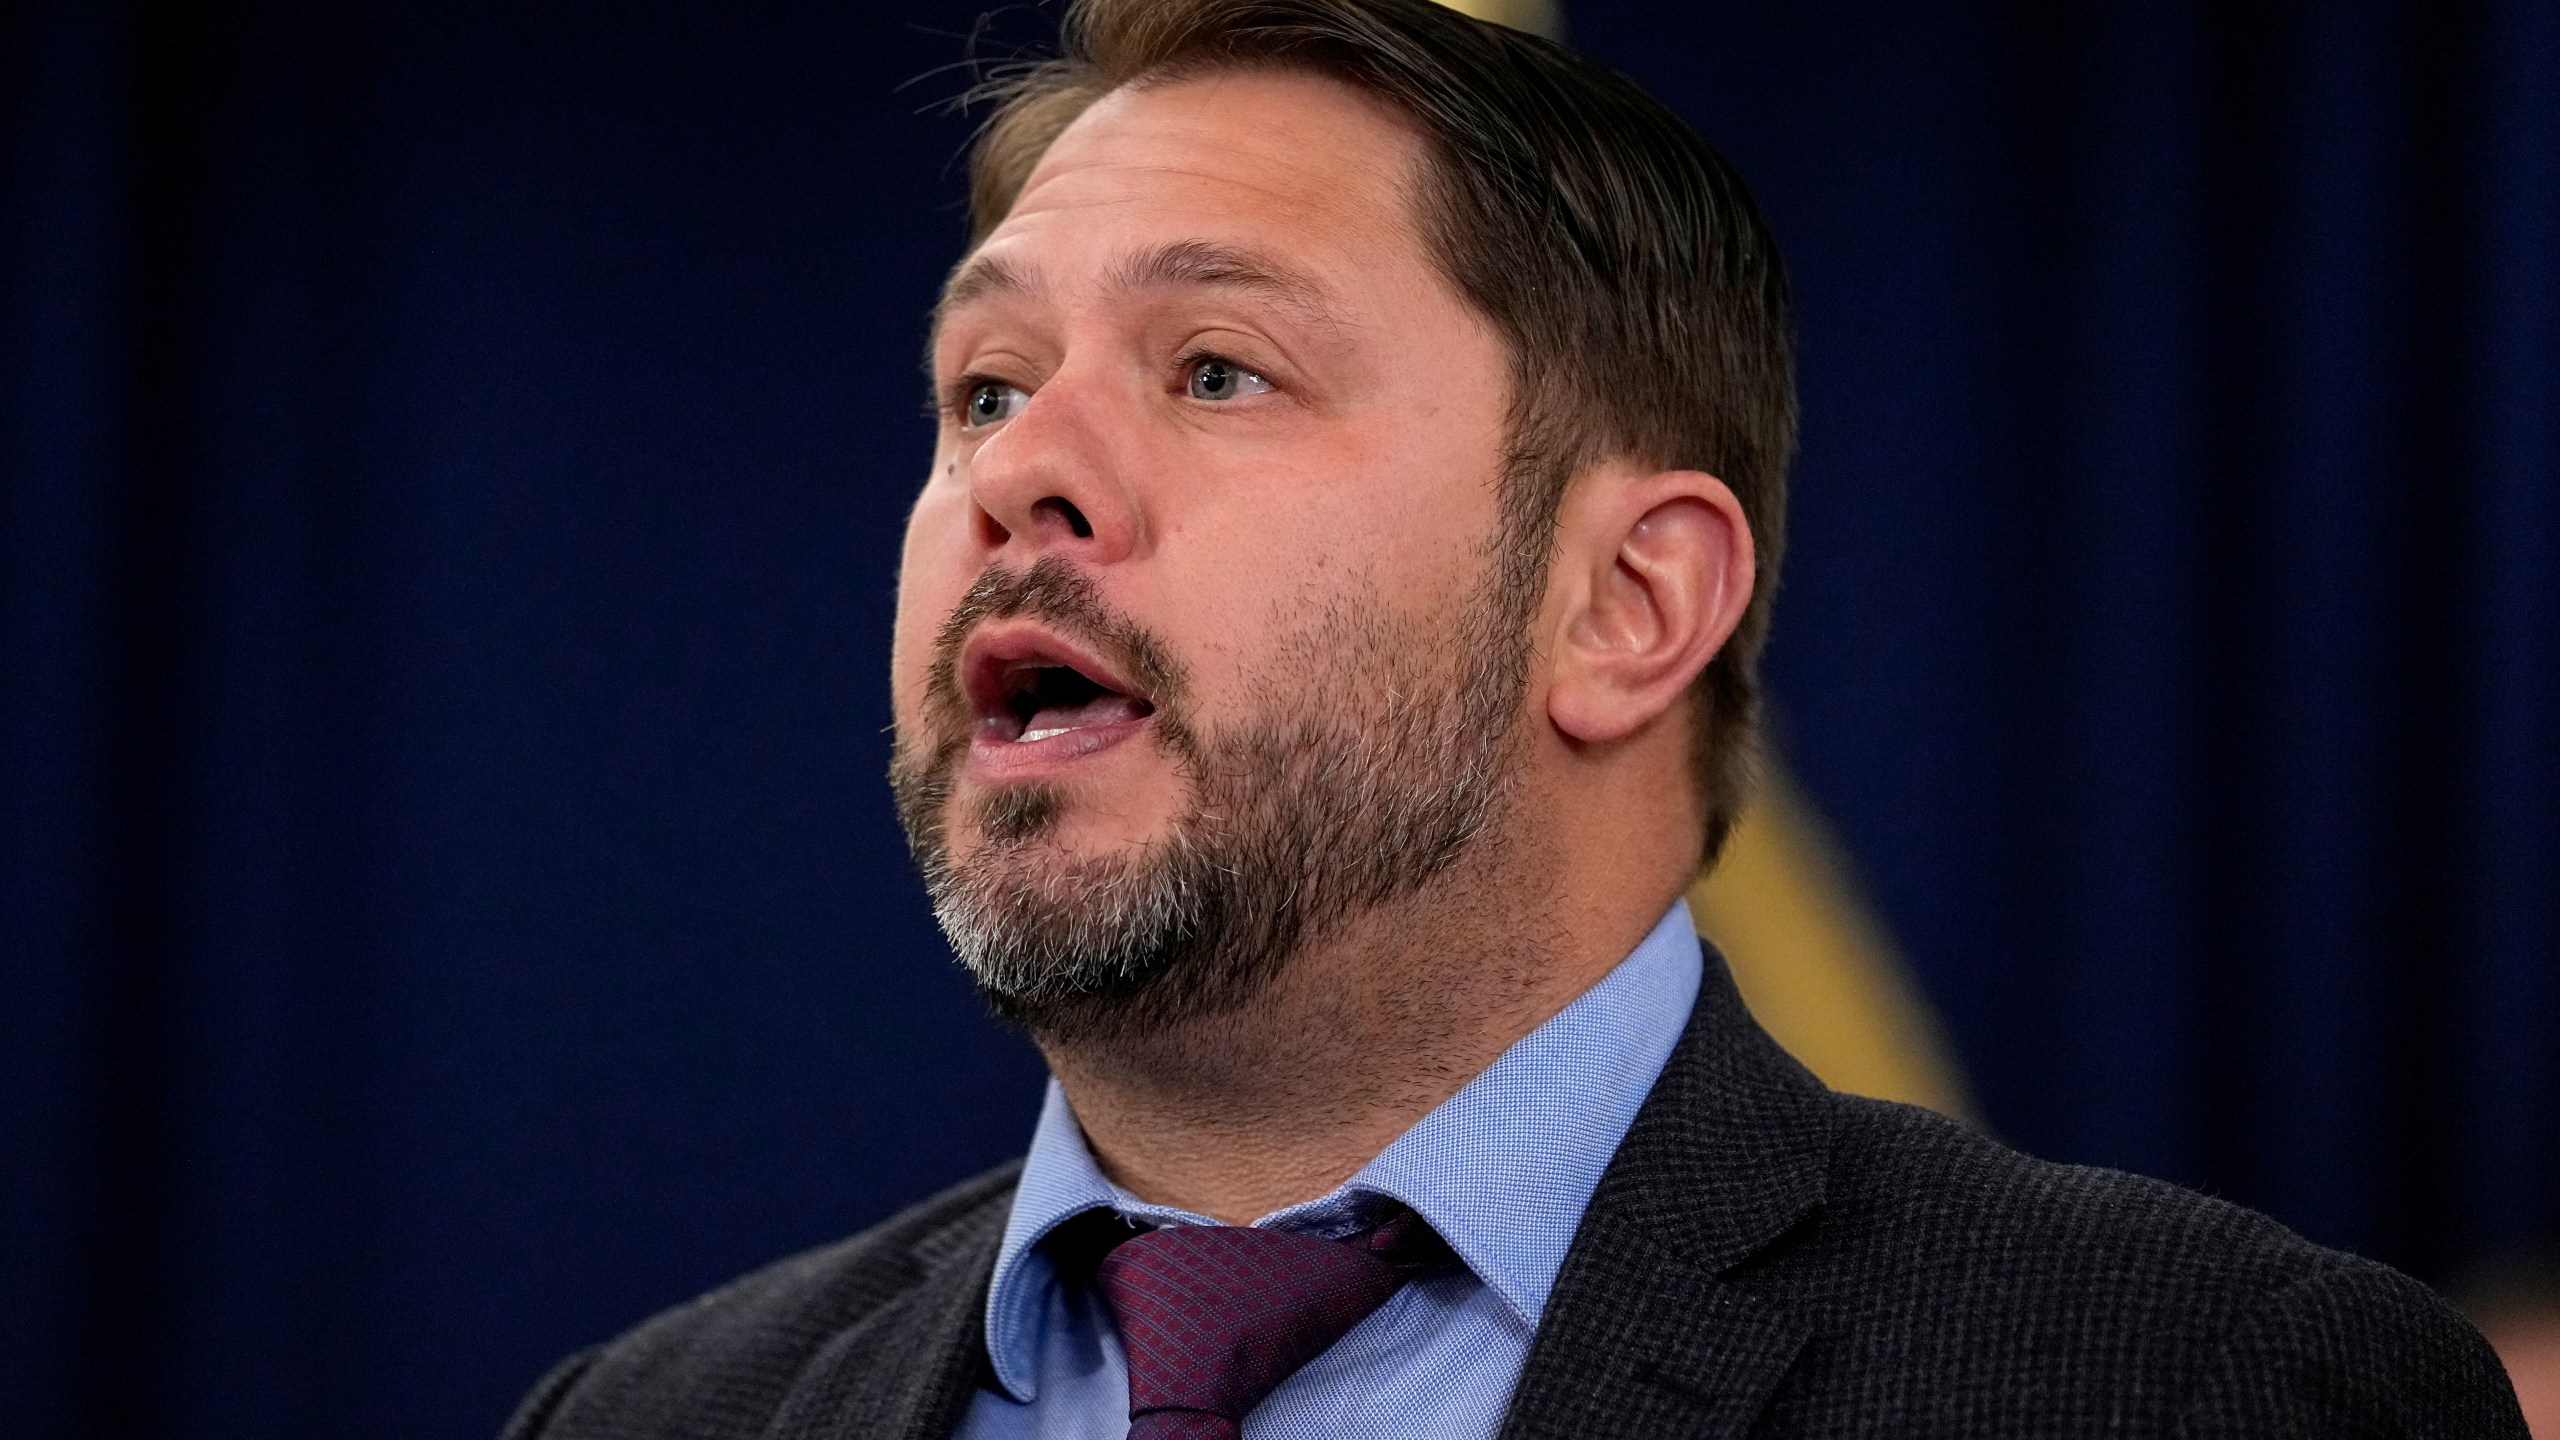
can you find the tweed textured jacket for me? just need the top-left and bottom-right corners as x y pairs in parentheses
(504, 949), (2527, 1439)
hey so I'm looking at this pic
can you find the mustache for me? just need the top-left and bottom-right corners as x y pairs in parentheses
(921, 556), (1190, 733)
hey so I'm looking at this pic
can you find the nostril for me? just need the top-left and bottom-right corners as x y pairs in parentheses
(1034, 496), (1094, 540)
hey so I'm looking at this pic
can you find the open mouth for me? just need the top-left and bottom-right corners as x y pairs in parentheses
(961, 629), (1156, 749)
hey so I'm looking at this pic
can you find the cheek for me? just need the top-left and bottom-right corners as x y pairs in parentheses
(1150, 506), (1487, 717)
(1190, 435), (1498, 618)
(890, 478), (980, 717)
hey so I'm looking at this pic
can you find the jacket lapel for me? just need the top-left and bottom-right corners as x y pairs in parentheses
(1500, 942), (1834, 1440)
(762, 1198), (1006, 1440)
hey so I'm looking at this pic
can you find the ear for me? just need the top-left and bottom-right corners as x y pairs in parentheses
(1544, 464), (1756, 747)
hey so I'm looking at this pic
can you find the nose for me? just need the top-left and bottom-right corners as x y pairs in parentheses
(965, 374), (1141, 567)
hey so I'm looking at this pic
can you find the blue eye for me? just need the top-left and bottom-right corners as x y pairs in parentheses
(963, 381), (1028, 428)
(1186, 357), (1272, 402)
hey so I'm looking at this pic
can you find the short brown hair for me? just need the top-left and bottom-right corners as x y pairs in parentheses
(961, 0), (1796, 863)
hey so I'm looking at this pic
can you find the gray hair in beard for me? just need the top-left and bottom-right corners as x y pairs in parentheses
(889, 554), (1534, 1044)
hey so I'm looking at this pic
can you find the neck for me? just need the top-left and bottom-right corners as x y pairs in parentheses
(1039, 813), (1686, 1224)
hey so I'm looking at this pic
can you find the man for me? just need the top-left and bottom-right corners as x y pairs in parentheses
(505, 0), (2527, 1435)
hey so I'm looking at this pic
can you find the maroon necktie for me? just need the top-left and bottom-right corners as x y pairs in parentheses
(1092, 1210), (1445, 1439)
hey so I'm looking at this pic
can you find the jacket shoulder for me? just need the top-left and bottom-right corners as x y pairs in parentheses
(503, 1160), (1020, 1440)
(1749, 1096), (2522, 1434)
(1817, 1094), (2331, 1296)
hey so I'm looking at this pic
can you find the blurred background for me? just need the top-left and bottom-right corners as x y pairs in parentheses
(5, 0), (2554, 1435)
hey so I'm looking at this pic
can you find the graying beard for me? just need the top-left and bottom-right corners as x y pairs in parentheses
(889, 565), (1530, 1042)
(924, 837), (1209, 1010)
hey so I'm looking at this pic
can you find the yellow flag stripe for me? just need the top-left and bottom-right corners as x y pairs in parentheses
(1691, 766), (1975, 1119)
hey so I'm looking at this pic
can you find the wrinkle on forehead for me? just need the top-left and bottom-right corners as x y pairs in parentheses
(937, 236), (1347, 341)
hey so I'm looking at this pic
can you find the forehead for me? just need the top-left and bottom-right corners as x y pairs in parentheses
(951, 69), (1437, 314)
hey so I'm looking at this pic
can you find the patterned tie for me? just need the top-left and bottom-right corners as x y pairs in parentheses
(1092, 1209), (1446, 1439)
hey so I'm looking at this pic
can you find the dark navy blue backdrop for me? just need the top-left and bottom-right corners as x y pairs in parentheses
(4, 2), (2553, 1438)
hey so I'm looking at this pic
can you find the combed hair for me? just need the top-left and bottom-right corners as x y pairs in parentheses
(963, 0), (1796, 864)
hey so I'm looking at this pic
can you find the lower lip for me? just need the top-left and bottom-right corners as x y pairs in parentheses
(965, 714), (1152, 778)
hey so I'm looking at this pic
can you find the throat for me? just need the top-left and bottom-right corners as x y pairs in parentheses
(1039, 883), (1565, 1225)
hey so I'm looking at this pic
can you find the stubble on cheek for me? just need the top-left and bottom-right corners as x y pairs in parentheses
(889, 532), (1535, 1056)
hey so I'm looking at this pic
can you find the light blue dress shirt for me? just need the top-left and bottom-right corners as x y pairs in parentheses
(955, 901), (1705, 1440)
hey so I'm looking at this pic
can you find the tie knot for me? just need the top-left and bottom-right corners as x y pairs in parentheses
(1093, 1210), (1444, 1438)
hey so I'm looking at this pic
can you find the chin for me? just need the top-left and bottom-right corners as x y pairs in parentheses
(953, 770), (1167, 850)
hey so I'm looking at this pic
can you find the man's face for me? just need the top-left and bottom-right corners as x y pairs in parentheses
(891, 70), (1531, 1033)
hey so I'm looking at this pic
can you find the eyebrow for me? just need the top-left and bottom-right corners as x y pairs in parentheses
(937, 252), (1033, 319)
(1108, 240), (1336, 322)
(933, 239), (1341, 335)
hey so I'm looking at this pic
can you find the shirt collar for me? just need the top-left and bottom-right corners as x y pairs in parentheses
(979, 900), (1705, 1402)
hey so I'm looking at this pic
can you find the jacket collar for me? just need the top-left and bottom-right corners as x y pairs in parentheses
(1499, 941), (1835, 1440)
(763, 1178), (1010, 1440)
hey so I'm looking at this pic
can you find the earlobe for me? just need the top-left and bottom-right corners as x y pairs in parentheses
(1545, 469), (1754, 747)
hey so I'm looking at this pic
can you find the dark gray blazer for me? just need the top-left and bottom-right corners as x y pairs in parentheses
(505, 949), (2527, 1438)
